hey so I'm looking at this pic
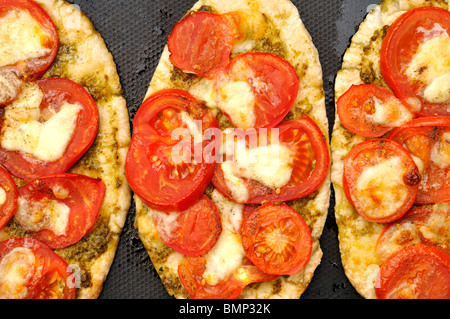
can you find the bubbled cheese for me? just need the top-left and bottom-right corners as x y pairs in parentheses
(1, 82), (81, 162)
(0, 247), (36, 299)
(0, 9), (52, 67)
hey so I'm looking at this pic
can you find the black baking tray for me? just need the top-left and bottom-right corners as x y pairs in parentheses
(64, 0), (380, 299)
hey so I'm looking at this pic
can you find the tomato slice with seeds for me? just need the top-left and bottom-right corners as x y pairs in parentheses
(388, 116), (450, 205)
(215, 52), (299, 129)
(14, 173), (105, 249)
(380, 7), (450, 116)
(375, 243), (450, 299)
(212, 115), (329, 204)
(126, 89), (218, 212)
(343, 139), (420, 223)
(152, 195), (222, 256)
(0, 78), (99, 181)
(376, 204), (450, 263)
(178, 255), (277, 299)
(337, 84), (413, 137)
(0, 237), (75, 299)
(241, 203), (312, 276)
(0, 166), (18, 230)
(167, 11), (238, 79)
(0, 0), (59, 106)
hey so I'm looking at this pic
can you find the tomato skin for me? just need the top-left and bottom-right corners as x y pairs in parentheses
(0, 0), (59, 81)
(212, 116), (330, 204)
(218, 52), (299, 129)
(178, 255), (277, 299)
(336, 84), (411, 137)
(16, 173), (105, 249)
(0, 166), (18, 230)
(126, 89), (218, 212)
(167, 11), (238, 79)
(0, 78), (99, 181)
(0, 237), (75, 299)
(388, 116), (450, 205)
(375, 243), (450, 299)
(380, 7), (450, 116)
(153, 195), (222, 256)
(343, 139), (420, 223)
(376, 205), (450, 263)
(241, 203), (312, 275)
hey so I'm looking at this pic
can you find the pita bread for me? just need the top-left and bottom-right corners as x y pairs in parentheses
(134, 0), (330, 299)
(331, 0), (449, 299)
(0, 0), (131, 299)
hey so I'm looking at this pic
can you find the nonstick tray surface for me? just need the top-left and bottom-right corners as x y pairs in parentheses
(65, 0), (381, 299)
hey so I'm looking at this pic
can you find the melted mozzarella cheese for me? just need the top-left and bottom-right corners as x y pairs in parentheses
(0, 247), (36, 299)
(405, 31), (450, 103)
(430, 132), (450, 169)
(221, 141), (294, 202)
(0, 9), (52, 67)
(1, 83), (81, 162)
(369, 96), (413, 126)
(216, 80), (256, 129)
(152, 210), (179, 239)
(354, 156), (409, 219)
(202, 229), (245, 286)
(0, 187), (6, 206)
(15, 195), (70, 236)
(211, 189), (243, 234)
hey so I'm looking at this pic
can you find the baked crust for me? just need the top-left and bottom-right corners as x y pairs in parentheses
(0, 0), (131, 299)
(331, 0), (449, 299)
(135, 0), (330, 299)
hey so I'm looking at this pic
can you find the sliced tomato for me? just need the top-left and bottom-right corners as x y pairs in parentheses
(380, 7), (450, 116)
(343, 139), (420, 223)
(0, 237), (75, 299)
(0, 166), (18, 229)
(0, 78), (99, 181)
(167, 11), (238, 79)
(337, 84), (413, 137)
(388, 116), (450, 204)
(212, 116), (329, 204)
(14, 173), (105, 249)
(152, 195), (222, 256)
(0, 0), (58, 106)
(125, 89), (218, 212)
(178, 255), (277, 299)
(215, 52), (299, 129)
(376, 204), (450, 263)
(241, 203), (312, 275)
(375, 243), (450, 299)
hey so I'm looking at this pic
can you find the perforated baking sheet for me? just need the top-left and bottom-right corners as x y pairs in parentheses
(64, 0), (379, 299)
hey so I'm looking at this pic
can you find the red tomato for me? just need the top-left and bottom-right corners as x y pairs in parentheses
(337, 84), (413, 137)
(375, 243), (450, 299)
(376, 205), (450, 263)
(241, 203), (312, 275)
(178, 255), (277, 299)
(216, 52), (299, 129)
(0, 0), (58, 80)
(152, 195), (222, 256)
(212, 116), (329, 204)
(380, 7), (450, 116)
(167, 11), (238, 79)
(388, 116), (450, 204)
(15, 173), (105, 249)
(0, 166), (18, 229)
(0, 78), (99, 181)
(0, 237), (75, 299)
(343, 139), (420, 223)
(125, 89), (218, 212)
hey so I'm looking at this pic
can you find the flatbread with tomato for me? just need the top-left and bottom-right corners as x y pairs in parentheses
(128, 0), (331, 299)
(0, 0), (131, 299)
(331, 0), (450, 299)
